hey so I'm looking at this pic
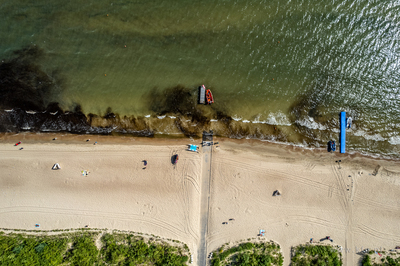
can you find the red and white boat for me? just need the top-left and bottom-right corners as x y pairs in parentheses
(205, 88), (214, 104)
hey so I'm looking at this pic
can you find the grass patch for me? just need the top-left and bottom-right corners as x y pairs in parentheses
(101, 233), (188, 265)
(0, 230), (189, 265)
(211, 241), (283, 266)
(291, 244), (342, 266)
(362, 254), (400, 266)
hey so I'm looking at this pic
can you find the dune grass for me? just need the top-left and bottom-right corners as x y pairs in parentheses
(0, 230), (189, 265)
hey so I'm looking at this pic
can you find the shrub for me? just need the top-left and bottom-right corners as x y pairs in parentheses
(0, 231), (189, 266)
(213, 241), (282, 266)
(291, 245), (342, 266)
(66, 235), (99, 266)
(361, 254), (372, 266)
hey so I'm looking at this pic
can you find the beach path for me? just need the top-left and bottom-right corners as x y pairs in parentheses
(198, 144), (212, 266)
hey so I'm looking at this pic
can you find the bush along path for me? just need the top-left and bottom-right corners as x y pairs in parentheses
(291, 244), (342, 266)
(0, 229), (191, 265)
(361, 252), (400, 266)
(210, 240), (284, 266)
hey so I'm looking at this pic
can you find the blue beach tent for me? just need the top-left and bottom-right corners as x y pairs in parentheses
(188, 145), (198, 152)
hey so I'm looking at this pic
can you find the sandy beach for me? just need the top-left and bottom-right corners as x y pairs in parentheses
(0, 133), (399, 266)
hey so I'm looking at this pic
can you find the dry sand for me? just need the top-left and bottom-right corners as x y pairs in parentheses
(0, 133), (400, 266)
(209, 141), (400, 266)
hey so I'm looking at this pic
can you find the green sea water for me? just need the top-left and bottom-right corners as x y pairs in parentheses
(1, 0), (400, 157)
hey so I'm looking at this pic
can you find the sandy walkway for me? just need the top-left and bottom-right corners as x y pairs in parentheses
(0, 135), (400, 266)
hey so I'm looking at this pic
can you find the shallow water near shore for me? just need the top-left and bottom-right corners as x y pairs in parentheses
(1, 0), (400, 157)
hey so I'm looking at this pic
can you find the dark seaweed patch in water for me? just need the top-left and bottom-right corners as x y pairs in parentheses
(0, 46), (153, 136)
(103, 107), (116, 119)
(290, 75), (344, 128)
(87, 108), (154, 136)
(0, 46), (270, 138)
(216, 111), (233, 124)
(0, 46), (301, 141)
(149, 85), (201, 117)
(0, 45), (58, 111)
(291, 72), (360, 128)
(148, 85), (212, 136)
(0, 105), (89, 133)
(0, 46), (95, 133)
(289, 75), (363, 145)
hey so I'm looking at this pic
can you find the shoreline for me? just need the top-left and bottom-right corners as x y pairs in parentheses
(1, 131), (398, 163)
(1, 132), (400, 266)
(1, 97), (398, 159)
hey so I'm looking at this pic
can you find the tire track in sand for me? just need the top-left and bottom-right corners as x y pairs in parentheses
(0, 205), (188, 238)
(180, 159), (200, 242)
(331, 162), (354, 266)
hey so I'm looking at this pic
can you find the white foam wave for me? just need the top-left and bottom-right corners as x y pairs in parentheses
(251, 114), (266, 124)
(210, 119), (218, 122)
(5, 109), (13, 112)
(157, 115), (166, 119)
(242, 120), (250, 123)
(168, 116), (176, 119)
(26, 111), (36, 114)
(265, 112), (291, 126)
(144, 115), (151, 118)
(353, 130), (385, 141)
(296, 117), (326, 130)
(232, 115), (242, 121)
(389, 136), (400, 145)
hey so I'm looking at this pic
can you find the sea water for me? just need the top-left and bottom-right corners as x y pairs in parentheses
(1, 0), (400, 157)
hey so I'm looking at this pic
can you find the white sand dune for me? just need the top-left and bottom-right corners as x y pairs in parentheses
(0, 135), (399, 266)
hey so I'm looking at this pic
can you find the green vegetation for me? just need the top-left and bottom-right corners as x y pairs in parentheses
(67, 234), (99, 266)
(211, 241), (283, 266)
(0, 232), (68, 265)
(362, 254), (400, 266)
(291, 244), (342, 266)
(0, 231), (190, 265)
(362, 254), (373, 266)
(101, 233), (188, 265)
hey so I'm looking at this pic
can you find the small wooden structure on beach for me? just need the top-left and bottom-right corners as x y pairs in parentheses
(202, 130), (213, 146)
